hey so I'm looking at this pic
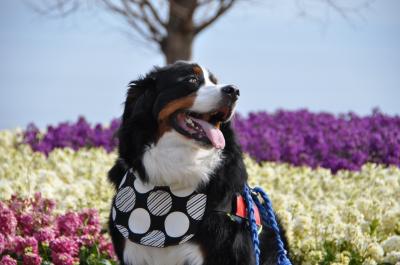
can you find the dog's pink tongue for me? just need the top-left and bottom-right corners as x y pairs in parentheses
(192, 118), (225, 149)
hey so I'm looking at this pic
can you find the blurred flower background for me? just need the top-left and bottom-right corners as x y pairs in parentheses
(0, 0), (399, 264)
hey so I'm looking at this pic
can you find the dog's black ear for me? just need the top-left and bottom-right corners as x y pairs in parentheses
(116, 75), (158, 184)
(122, 75), (156, 122)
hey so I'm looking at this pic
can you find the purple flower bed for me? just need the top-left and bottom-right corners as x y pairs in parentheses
(233, 109), (400, 172)
(22, 110), (400, 172)
(24, 117), (120, 155)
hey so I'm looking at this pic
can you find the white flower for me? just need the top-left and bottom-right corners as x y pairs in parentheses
(366, 242), (384, 261)
(382, 209), (400, 233)
(382, 236), (400, 253)
(362, 257), (377, 265)
(292, 215), (312, 237)
(383, 251), (400, 263)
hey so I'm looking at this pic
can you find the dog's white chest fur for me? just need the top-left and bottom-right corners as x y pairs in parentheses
(123, 131), (222, 265)
(142, 131), (222, 188)
(124, 240), (204, 265)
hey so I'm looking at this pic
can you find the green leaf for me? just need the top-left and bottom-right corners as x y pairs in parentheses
(370, 219), (380, 236)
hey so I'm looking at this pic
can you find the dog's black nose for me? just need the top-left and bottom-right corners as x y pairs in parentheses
(221, 85), (240, 99)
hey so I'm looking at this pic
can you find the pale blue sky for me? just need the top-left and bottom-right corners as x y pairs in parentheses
(0, 0), (399, 129)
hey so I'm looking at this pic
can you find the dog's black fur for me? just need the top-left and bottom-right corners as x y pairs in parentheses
(108, 62), (291, 265)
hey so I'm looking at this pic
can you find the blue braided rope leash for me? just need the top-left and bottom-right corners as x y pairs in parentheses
(243, 185), (292, 265)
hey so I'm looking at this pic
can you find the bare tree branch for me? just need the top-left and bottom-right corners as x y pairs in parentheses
(141, 0), (167, 27)
(121, 0), (163, 41)
(323, 0), (374, 22)
(294, 0), (374, 26)
(101, 0), (156, 42)
(22, 0), (80, 17)
(198, 0), (214, 7)
(100, 0), (165, 43)
(195, 0), (236, 34)
(137, 2), (165, 39)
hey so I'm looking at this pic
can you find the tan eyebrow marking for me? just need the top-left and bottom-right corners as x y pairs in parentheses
(193, 66), (203, 76)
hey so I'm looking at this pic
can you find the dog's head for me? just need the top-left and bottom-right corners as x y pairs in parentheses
(118, 61), (239, 180)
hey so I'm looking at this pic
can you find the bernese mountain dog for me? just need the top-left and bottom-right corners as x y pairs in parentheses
(108, 61), (291, 265)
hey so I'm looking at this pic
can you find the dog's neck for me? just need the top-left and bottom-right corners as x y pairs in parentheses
(142, 131), (223, 190)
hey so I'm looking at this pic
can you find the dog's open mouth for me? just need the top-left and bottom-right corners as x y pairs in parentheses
(171, 107), (233, 149)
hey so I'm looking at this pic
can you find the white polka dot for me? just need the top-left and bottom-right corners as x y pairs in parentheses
(134, 178), (155, 194)
(170, 187), (195, 197)
(147, 191), (172, 216)
(112, 207), (117, 221)
(164, 212), (189, 238)
(140, 230), (165, 248)
(116, 225), (129, 238)
(118, 172), (128, 188)
(186, 194), (207, 220)
(115, 187), (136, 212)
(129, 208), (151, 234)
(179, 234), (194, 244)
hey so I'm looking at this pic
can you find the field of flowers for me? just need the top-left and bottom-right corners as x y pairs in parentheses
(1, 110), (400, 265)
(24, 110), (400, 173)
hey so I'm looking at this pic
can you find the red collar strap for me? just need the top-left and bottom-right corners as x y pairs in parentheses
(235, 195), (261, 226)
(213, 194), (262, 232)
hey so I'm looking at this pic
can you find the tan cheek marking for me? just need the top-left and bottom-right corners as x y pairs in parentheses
(157, 95), (196, 140)
(157, 120), (171, 142)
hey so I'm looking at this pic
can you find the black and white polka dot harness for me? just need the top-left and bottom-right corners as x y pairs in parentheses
(111, 169), (207, 248)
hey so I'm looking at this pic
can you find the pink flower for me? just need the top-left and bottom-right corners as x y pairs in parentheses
(7, 195), (24, 215)
(0, 202), (17, 236)
(57, 212), (82, 236)
(3, 236), (15, 253)
(44, 198), (56, 212)
(23, 253), (42, 265)
(11, 236), (38, 255)
(79, 209), (100, 226)
(99, 235), (116, 258)
(1, 194), (117, 264)
(51, 252), (78, 265)
(19, 213), (35, 235)
(0, 255), (17, 265)
(32, 193), (56, 224)
(82, 224), (101, 236)
(80, 234), (95, 247)
(0, 233), (5, 254)
(79, 209), (101, 238)
(34, 227), (56, 243)
(10, 236), (25, 255)
(23, 237), (39, 254)
(40, 213), (53, 227)
(50, 236), (79, 256)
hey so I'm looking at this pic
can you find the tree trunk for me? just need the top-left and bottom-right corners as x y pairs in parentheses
(162, 31), (194, 64)
(161, 0), (197, 64)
